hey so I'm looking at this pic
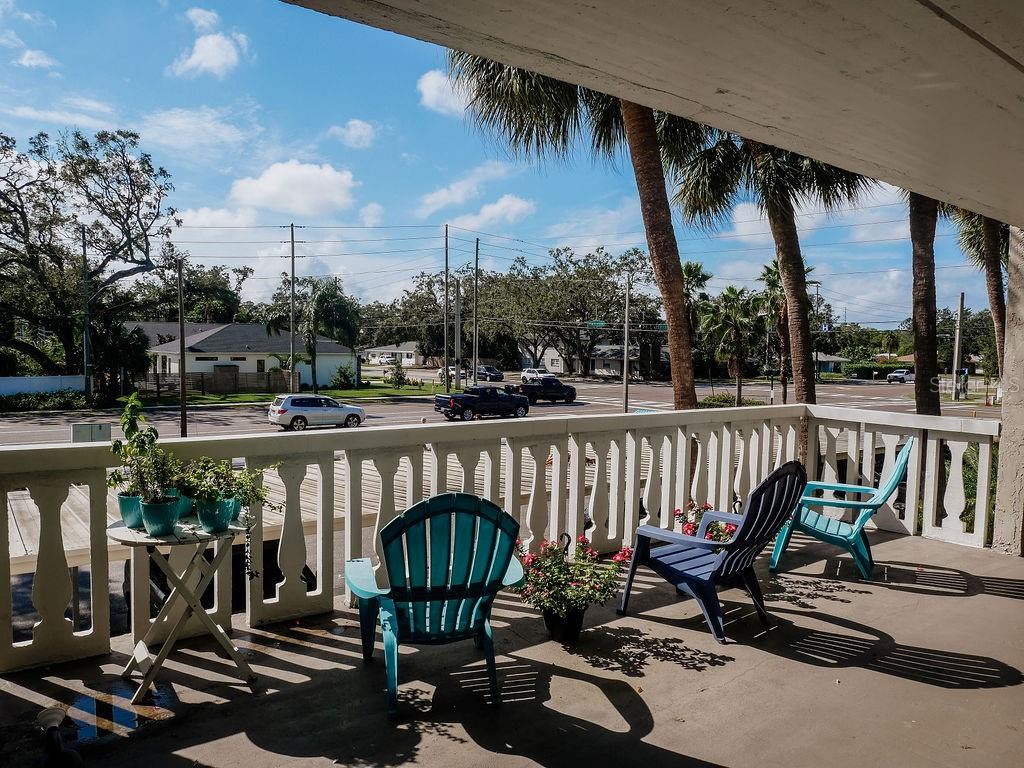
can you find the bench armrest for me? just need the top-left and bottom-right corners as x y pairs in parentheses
(802, 496), (878, 510)
(503, 556), (525, 588)
(345, 557), (389, 600)
(804, 481), (876, 496)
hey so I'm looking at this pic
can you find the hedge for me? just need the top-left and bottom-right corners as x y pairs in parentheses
(0, 388), (94, 413)
(697, 393), (767, 409)
(840, 362), (911, 379)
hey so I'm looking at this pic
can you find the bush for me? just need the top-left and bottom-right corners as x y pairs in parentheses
(328, 365), (356, 390)
(0, 388), (94, 413)
(383, 358), (409, 388)
(841, 361), (909, 379)
(697, 393), (766, 409)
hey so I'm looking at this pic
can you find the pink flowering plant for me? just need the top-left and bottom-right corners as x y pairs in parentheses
(674, 500), (740, 543)
(514, 534), (633, 617)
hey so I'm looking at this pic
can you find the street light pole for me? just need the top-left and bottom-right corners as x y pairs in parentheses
(473, 237), (479, 386)
(443, 225), (450, 392)
(952, 290), (965, 401)
(289, 222), (296, 391)
(177, 256), (187, 437)
(80, 224), (91, 397)
(622, 272), (631, 413)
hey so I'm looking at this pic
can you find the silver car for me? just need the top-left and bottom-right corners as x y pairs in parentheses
(268, 394), (365, 431)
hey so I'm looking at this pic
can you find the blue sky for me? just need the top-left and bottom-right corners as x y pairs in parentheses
(0, 0), (985, 325)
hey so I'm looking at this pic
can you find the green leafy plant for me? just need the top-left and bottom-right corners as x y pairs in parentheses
(674, 500), (740, 543)
(0, 389), (94, 413)
(108, 393), (164, 499)
(329, 364), (356, 389)
(697, 393), (765, 409)
(383, 357), (409, 388)
(514, 535), (631, 617)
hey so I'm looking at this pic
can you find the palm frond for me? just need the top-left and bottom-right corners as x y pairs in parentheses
(670, 134), (743, 229)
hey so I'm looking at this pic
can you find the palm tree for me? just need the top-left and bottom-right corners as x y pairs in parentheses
(447, 53), (708, 409)
(755, 262), (818, 404)
(699, 286), (756, 406)
(266, 277), (360, 394)
(680, 260), (712, 347)
(667, 134), (872, 407)
(907, 192), (941, 415)
(947, 208), (1007, 376)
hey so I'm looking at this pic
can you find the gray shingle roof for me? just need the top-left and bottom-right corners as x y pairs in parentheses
(360, 341), (418, 353)
(129, 321), (220, 348)
(148, 323), (353, 355)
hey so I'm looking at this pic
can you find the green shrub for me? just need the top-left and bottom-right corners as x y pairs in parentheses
(697, 393), (766, 409)
(383, 358), (409, 388)
(328, 365), (356, 389)
(0, 388), (94, 413)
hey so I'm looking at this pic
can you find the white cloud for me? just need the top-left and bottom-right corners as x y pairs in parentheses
(176, 206), (260, 228)
(61, 96), (113, 115)
(137, 106), (257, 154)
(185, 7), (220, 33)
(0, 104), (110, 130)
(229, 160), (358, 217)
(0, 1), (52, 26)
(0, 29), (23, 47)
(169, 31), (249, 79)
(416, 160), (510, 218)
(13, 48), (56, 68)
(360, 202), (384, 227)
(450, 194), (536, 230)
(328, 119), (376, 149)
(543, 197), (642, 252)
(416, 69), (469, 117)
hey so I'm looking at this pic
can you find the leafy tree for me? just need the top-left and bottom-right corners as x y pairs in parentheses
(448, 52), (707, 408)
(0, 130), (179, 374)
(134, 260), (253, 323)
(699, 286), (757, 406)
(755, 262), (817, 402)
(669, 133), (871, 407)
(265, 277), (360, 394)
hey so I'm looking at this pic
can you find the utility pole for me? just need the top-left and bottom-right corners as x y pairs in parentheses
(622, 273), (631, 413)
(473, 238), (480, 386)
(443, 225), (450, 392)
(454, 280), (462, 387)
(81, 224), (91, 397)
(177, 257), (187, 437)
(289, 222), (296, 391)
(952, 290), (965, 401)
(814, 283), (820, 383)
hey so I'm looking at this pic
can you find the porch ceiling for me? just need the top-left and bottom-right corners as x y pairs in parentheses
(287, 0), (1024, 226)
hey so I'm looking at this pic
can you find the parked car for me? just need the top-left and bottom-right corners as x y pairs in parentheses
(477, 365), (505, 382)
(377, 355), (395, 366)
(886, 369), (915, 384)
(520, 367), (550, 383)
(268, 394), (364, 431)
(437, 365), (468, 382)
(434, 386), (530, 421)
(516, 376), (577, 404)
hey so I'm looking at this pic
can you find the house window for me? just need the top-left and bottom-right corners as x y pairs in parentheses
(405, 352), (413, 360)
(160, 355), (167, 373)
(549, 358), (559, 369)
(195, 356), (218, 361)
(231, 356), (247, 361)
(256, 359), (265, 373)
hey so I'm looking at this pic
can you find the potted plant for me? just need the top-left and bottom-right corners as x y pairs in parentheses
(136, 447), (184, 537)
(513, 534), (632, 643)
(108, 393), (160, 530)
(178, 457), (271, 535)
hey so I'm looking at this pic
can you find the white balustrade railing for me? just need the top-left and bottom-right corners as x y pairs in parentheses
(0, 404), (999, 673)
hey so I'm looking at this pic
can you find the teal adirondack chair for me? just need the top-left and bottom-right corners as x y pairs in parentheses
(345, 492), (524, 717)
(770, 437), (915, 579)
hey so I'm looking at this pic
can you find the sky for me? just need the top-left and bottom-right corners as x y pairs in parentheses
(0, 0), (988, 327)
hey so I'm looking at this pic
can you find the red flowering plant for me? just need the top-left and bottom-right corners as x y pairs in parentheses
(673, 499), (740, 543)
(513, 534), (633, 617)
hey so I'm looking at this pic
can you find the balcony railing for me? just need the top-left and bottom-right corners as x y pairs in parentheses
(0, 404), (1000, 673)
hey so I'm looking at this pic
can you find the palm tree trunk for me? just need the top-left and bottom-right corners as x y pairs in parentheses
(310, 350), (319, 394)
(981, 215), (1006, 376)
(620, 99), (697, 409)
(765, 202), (815, 405)
(778, 306), (790, 404)
(909, 192), (941, 415)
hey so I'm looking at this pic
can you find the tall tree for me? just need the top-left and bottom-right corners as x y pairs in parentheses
(448, 52), (707, 408)
(948, 208), (1007, 376)
(756, 262), (816, 404)
(265, 277), (360, 394)
(668, 134), (871, 406)
(699, 286), (756, 406)
(907, 192), (941, 415)
(0, 130), (179, 373)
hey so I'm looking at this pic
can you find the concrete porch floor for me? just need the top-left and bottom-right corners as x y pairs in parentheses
(2, 532), (1024, 768)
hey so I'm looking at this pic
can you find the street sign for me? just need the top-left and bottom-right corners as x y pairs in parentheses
(587, 320), (606, 328)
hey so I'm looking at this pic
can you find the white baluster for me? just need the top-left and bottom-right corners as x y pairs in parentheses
(372, 453), (401, 567)
(547, 436), (569, 544)
(522, 442), (547, 551)
(943, 440), (969, 531)
(566, 433), (587, 544)
(606, 435), (626, 546)
(587, 435), (611, 548)
(275, 462), (309, 606)
(29, 483), (73, 648)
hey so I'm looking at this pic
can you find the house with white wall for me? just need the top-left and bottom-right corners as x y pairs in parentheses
(361, 341), (424, 366)
(145, 323), (356, 388)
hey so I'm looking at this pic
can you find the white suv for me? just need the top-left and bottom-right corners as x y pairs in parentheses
(886, 369), (915, 384)
(268, 394), (364, 431)
(377, 355), (395, 366)
(521, 367), (550, 383)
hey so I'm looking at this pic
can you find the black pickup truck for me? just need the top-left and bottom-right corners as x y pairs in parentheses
(516, 376), (577, 404)
(434, 386), (530, 421)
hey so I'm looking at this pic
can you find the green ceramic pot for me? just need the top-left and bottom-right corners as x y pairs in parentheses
(140, 498), (179, 537)
(195, 497), (234, 534)
(165, 488), (193, 520)
(117, 493), (143, 529)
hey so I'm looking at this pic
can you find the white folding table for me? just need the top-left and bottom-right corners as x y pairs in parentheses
(107, 519), (257, 704)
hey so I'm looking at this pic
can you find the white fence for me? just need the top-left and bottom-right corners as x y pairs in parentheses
(0, 375), (85, 396)
(0, 404), (1000, 672)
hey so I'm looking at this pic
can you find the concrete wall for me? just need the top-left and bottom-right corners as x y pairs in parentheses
(0, 376), (85, 395)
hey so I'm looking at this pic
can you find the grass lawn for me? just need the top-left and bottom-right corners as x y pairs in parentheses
(128, 380), (448, 407)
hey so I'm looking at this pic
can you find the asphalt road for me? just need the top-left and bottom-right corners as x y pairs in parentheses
(0, 380), (1000, 447)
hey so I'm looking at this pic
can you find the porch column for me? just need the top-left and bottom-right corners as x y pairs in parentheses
(994, 225), (1024, 555)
